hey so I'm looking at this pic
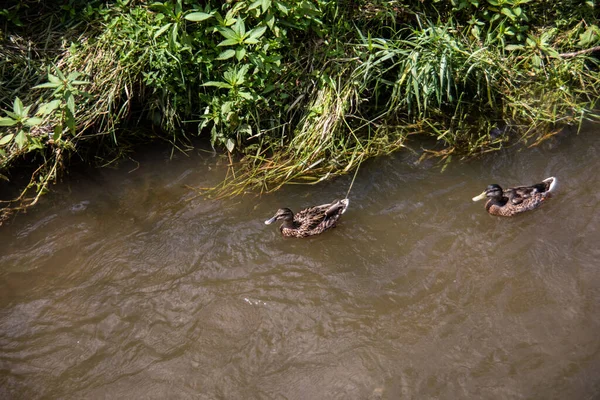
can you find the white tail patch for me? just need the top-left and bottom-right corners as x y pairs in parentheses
(340, 198), (349, 214)
(543, 176), (558, 193)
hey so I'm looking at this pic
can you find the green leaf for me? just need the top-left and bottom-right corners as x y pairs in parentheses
(53, 124), (63, 141)
(225, 138), (235, 152)
(505, 44), (524, 51)
(233, 18), (246, 37)
(66, 93), (75, 115)
(33, 82), (61, 89)
(48, 74), (61, 84)
(15, 130), (27, 150)
(202, 81), (233, 89)
(218, 38), (239, 47)
(184, 12), (212, 21)
(67, 71), (81, 81)
(238, 91), (253, 100)
(235, 47), (246, 61)
(0, 117), (17, 126)
(275, 1), (288, 14)
(262, 0), (272, 12)
(36, 100), (61, 116)
(244, 38), (259, 45)
(265, 12), (275, 30)
(13, 97), (24, 117)
(71, 80), (90, 86)
(55, 68), (66, 81)
(24, 117), (43, 127)
(216, 49), (236, 60)
(217, 27), (238, 40)
(0, 134), (14, 145)
(247, 26), (267, 40)
(248, 0), (262, 11)
(501, 7), (515, 19)
(238, 124), (252, 137)
(154, 23), (172, 39)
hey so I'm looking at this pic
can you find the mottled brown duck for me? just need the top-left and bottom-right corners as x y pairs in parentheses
(472, 177), (557, 216)
(264, 198), (349, 238)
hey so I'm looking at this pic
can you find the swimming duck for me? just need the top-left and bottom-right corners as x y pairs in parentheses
(264, 198), (349, 238)
(472, 176), (557, 216)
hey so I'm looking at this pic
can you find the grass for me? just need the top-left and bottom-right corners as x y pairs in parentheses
(1, 0), (599, 221)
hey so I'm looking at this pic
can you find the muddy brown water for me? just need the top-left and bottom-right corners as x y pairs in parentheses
(1, 128), (599, 399)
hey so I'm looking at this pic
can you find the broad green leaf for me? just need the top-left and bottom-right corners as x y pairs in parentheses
(67, 71), (81, 81)
(217, 27), (238, 40)
(13, 97), (24, 117)
(24, 117), (43, 127)
(15, 130), (27, 150)
(33, 82), (61, 89)
(48, 73), (61, 84)
(66, 93), (75, 114)
(235, 47), (246, 61)
(265, 12), (274, 30)
(505, 44), (524, 51)
(233, 18), (246, 37)
(71, 80), (90, 86)
(247, 26), (267, 40)
(216, 49), (236, 60)
(3, 111), (19, 120)
(501, 7), (515, 20)
(154, 23), (172, 39)
(0, 117), (17, 126)
(238, 91), (253, 100)
(248, 0), (262, 11)
(0, 133), (14, 145)
(236, 65), (249, 85)
(218, 38), (239, 47)
(36, 100), (61, 116)
(55, 68), (66, 81)
(202, 81), (233, 89)
(184, 12), (212, 21)
(262, 0), (272, 13)
(244, 38), (259, 45)
(275, 1), (288, 14)
(225, 138), (235, 152)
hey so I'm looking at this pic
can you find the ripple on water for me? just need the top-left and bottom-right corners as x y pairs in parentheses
(1, 129), (600, 399)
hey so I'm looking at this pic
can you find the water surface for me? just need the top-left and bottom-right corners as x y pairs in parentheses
(1, 128), (599, 399)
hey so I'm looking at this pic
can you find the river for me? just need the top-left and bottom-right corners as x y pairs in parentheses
(1, 127), (599, 399)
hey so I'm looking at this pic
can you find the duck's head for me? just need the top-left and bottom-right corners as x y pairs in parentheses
(472, 184), (503, 201)
(264, 208), (294, 225)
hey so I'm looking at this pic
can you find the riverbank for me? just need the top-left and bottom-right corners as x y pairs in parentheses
(1, 0), (599, 220)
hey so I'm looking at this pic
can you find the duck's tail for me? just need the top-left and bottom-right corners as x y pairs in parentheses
(543, 176), (558, 193)
(340, 198), (349, 215)
(325, 198), (350, 217)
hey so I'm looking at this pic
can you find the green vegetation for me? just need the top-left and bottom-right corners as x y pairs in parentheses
(1, 0), (599, 220)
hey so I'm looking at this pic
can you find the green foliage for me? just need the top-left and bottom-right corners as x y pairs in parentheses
(1, 0), (600, 219)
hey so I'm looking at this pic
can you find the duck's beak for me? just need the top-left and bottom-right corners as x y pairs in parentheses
(264, 216), (278, 225)
(472, 191), (487, 201)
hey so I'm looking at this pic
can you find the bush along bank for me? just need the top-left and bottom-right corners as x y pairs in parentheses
(1, 0), (599, 220)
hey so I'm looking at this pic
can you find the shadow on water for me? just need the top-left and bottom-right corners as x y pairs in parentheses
(1, 129), (599, 399)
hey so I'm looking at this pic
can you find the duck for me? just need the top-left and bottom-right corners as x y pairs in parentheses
(264, 198), (349, 238)
(472, 176), (557, 216)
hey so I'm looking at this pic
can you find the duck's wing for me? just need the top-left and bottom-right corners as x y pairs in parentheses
(505, 183), (547, 205)
(294, 206), (328, 230)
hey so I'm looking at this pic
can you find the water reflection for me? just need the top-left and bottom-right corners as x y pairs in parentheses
(1, 129), (599, 399)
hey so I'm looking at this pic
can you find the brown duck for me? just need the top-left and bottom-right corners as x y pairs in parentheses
(264, 199), (349, 237)
(472, 176), (557, 216)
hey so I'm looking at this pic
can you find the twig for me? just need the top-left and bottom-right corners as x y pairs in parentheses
(559, 45), (600, 58)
